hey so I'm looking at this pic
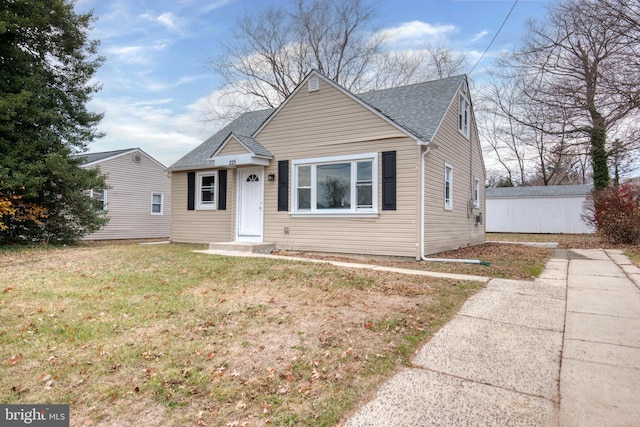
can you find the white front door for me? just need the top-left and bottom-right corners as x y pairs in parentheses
(237, 168), (264, 241)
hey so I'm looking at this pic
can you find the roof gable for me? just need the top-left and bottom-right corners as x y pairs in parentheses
(74, 148), (136, 165)
(75, 148), (166, 169)
(253, 70), (431, 143)
(170, 109), (274, 170)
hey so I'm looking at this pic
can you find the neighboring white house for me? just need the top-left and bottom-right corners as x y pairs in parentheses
(76, 148), (171, 240)
(486, 184), (594, 234)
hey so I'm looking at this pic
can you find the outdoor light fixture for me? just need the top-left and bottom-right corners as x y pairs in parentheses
(268, 174), (275, 181)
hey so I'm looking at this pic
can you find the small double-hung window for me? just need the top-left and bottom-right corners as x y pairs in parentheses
(151, 192), (164, 215)
(444, 163), (453, 211)
(89, 189), (107, 211)
(197, 171), (217, 210)
(473, 177), (480, 208)
(292, 153), (377, 215)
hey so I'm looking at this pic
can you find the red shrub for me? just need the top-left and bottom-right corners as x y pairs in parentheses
(583, 183), (640, 245)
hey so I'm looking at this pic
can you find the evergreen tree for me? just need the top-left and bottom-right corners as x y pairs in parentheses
(0, 0), (107, 243)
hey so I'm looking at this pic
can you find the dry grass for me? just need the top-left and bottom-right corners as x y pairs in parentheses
(278, 243), (553, 281)
(0, 243), (484, 427)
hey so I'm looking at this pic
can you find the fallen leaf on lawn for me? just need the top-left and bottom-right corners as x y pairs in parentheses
(3, 287), (14, 293)
(8, 354), (22, 365)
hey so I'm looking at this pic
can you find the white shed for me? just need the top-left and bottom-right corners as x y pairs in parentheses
(486, 184), (594, 234)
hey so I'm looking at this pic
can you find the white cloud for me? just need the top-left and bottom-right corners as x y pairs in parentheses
(87, 95), (217, 167)
(104, 42), (169, 65)
(379, 21), (457, 44)
(470, 30), (489, 43)
(105, 45), (148, 64)
(157, 12), (180, 31)
(196, 0), (237, 14)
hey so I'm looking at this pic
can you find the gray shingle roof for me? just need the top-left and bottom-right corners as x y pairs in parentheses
(486, 184), (593, 198)
(356, 75), (466, 143)
(230, 133), (273, 157)
(170, 73), (466, 170)
(73, 148), (136, 165)
(170, 109), (274, 170)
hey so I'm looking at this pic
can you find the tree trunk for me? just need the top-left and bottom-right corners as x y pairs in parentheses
(590, 111), (609, 190)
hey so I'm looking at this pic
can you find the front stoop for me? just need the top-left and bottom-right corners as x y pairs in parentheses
(208, 242), (276, 254)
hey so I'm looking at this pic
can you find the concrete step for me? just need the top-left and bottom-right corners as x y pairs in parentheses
(208, 242), (276, 254)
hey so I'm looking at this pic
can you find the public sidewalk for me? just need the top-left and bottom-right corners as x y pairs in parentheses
(344, 249), (640, 427)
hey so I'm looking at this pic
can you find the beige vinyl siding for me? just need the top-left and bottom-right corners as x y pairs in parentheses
(256, 78), (420, 258)
(170, 170), (236, 243)
(217, 139), (249, 156)
(83, 152), (171, 240)
(422, 98), (485, 255)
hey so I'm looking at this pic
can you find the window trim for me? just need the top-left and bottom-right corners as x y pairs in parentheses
(458, 92), (470, 139)
(196, 171), (217, 210)
(473, 177), (480, 209)
(444, 163), (453, 211)
(291, 153), (378, 217)
(90, 189), (107, 211)
(151, 192), (164, 215)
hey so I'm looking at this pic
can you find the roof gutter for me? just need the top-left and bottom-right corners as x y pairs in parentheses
(419, 144), (487, 265)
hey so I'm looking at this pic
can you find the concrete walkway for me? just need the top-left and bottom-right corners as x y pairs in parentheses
(344, 249), (640, 427)
(196, 247), (640, 425)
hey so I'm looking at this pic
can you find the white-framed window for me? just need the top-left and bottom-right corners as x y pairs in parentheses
(444, 163), (453, 211)
(291, 153), (378, 216)
(473, 177), (480, 208)
(197, 171), (217, 210)
(151, 192), (164, 215)
(458, 93), (470, 138)
(89, 189), (107, 211)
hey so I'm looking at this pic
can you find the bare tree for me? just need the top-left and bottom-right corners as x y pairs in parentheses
(212, 0), (397, 111)
(209, 0), (466, 120)
(424, 42), (468, 80)
(490, 0), (640, 190)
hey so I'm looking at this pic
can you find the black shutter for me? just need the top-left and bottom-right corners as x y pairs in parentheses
(382, 151), (396, 210)
(218, 170), (227, 210)
(278, 160), (289, 211)
(187, 172), (195, 211)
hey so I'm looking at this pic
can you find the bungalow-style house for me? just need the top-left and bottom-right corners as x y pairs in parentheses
(76, 148), (171, 240)
(169, 71), (485, 258)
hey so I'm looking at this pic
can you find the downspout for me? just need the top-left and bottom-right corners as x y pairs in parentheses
(420, 144), (488, 265)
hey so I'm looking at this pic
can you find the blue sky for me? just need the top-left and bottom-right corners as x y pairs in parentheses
(77, 0), (550, 167)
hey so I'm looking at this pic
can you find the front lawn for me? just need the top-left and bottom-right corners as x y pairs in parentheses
(0, 243), (484, 426)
